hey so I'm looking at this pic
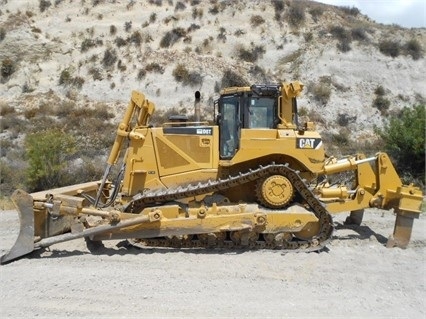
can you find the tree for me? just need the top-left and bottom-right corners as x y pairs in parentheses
(25, 129), (76, 192)
(376, 105), (425, 185)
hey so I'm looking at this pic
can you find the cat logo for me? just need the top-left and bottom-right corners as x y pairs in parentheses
(296, 138), (322, 149)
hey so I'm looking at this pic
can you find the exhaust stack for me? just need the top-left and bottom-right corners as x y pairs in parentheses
(194, 90), (201, 122)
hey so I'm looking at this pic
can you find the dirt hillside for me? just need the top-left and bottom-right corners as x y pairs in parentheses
(1, 0), (425, 139)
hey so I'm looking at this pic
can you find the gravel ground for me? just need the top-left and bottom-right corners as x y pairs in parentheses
(0, 209), (425, 319)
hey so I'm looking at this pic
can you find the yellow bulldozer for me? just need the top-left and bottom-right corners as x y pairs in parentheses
(1, 81), (423, 263)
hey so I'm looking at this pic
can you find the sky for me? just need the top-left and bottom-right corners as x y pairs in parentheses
(317, 0), (426, 28)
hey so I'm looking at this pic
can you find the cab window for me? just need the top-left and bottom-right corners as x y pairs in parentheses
(248, 97), (275, 128)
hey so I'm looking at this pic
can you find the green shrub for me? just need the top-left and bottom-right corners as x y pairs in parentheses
(379, 40), (400, 58)
(221, 69), (249, 88)
(192, 7), (203, 19)
(187, 72), (202, 86)
(337, 113), (356, 127)
(128, 31), (142, 46)
(304, 32), (313, 42)
(310, 77), (332, 105)
(0, 104), (15, 116)
(376, 105), (425, 185)
(374, 85), (385, 96)
(59, 68), (72, 85)
(102, 48), (117, 67)
(124, 21), (132, 32)
(309, 6), (323, 22)
(188, 24), (201, 33)
(39, 0), (51, 12)
(25, 129), (76, 191)
(248, 65), (268, 82)
(175, 1), (186, 11)
(23, 108), (38, 120)
(137, 69), (146, 80)
(329, 26), (352, 52)
(0, 159), (26, 197)
(73, 76), (85, 89)
(66, 157), (105, 186)
(273, 0), (285, 21)
(217, 27), (227, 43)
(287, 3), (305, 27)
(31, 26), (42, 33)
(115, 37), (127, 47)
(145, 63), (164, 73)
(321, 128), (357, 156)
(160, 28), (187, 48)
(339, 6), (360, 16)
(372, 96), (390, 114)
(1, 114), (26, 135)
(38, 101), (57, 115)
(298, 106), (308, 117)
(117, 60), (126, 72)
(209, 4), (220, 15)
(1, 58), (16, 80)
(172, 64), (189, 82)
(307, 109), (326, 125)
(110, 25), (117, 35)
(404, 39), (422, 60)
(0, 28), (5, 42)
(351, 27), (368, 42)
(313, 83), (331, 105)
(172, 64), (202, 86)
(329, 26), (348, 41)
(331, 129), (350, 146)
(81, 38), (96, 52)
(22, 83), (33, 94)
(337, 41), (351, 53)
(373, 85), (390, 115)
(59, 69), (84, 89)
(149, 0), (162, 6)
(91, 103), (115, 121)
(250, 15), (265, 27)
(88, 67), (103, 80)
(237, 45), (265, 62)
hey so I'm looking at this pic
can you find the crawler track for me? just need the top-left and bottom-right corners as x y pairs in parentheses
(126, 163), (334, 252)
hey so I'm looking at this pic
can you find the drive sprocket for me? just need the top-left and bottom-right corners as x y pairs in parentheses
(256, 174), (294, 208)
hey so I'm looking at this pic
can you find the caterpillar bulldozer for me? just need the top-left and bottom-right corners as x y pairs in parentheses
(1, 81), (423, 264)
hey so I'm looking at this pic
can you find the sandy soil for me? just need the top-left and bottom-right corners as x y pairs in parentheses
(0, 209), (425, 319)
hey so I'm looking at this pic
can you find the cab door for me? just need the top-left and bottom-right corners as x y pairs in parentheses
(218, 96), (240, 159)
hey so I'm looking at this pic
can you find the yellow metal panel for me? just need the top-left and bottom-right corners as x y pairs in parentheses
(230, 129), (325, 173)
(152, 127), (216, 177)
(122, 128), (163, 196)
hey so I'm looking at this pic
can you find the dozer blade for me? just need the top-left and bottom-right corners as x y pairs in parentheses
(1, 190), (35, 264)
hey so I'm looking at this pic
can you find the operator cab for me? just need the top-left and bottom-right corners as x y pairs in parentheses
(216, 84), (280, 159)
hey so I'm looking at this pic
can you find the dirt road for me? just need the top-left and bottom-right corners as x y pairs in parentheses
(0, 209), (424, 318)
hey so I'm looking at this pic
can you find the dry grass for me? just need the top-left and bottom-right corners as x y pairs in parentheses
(0, 197), (14, 210)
